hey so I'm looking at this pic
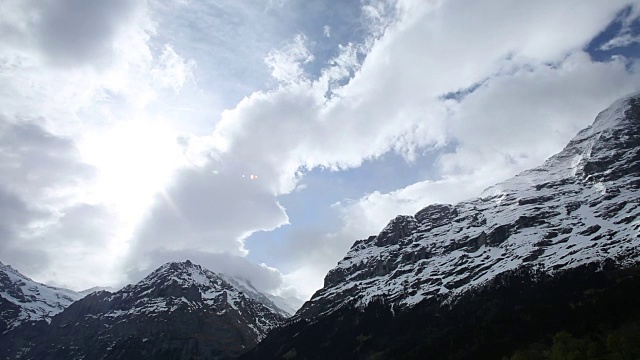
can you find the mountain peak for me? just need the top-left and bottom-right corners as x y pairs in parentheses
(137, 260), (213, 289)
(0, 262), (26, 280)
(14, 261), (288, 359)
(155, 259), (199, 273)
(121, 261), (291, 320)
(590, 92), (640, 133)
(481, 93), (640, 199)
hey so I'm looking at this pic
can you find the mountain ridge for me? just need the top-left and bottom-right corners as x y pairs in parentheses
(245, 93), (640, 358)
(0, 260), (289, 359)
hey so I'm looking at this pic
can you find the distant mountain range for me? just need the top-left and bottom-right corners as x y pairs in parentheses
(2, 94), (640, 359)
(0, 260), (297, 359)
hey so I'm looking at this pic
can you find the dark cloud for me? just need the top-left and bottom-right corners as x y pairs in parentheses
(48, 204), (116, 248)
(0, 186), (51, 274)
(0, 118), (96, 195)
(36, 0), (138, 66)
(0, 116), (108, 281)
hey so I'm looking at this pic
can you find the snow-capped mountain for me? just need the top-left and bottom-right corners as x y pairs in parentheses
(18, 260), (286, 360)
(298, 93), (640, 318)
(245, 94), (640, 359)
(0, 261), (81, 333)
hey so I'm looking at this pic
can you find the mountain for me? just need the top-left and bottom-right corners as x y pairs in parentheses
(0, 261), (81, 334)
(244, 94), (640, 359)
(265, 294), (305, 317)
(12, 260), (286, 360)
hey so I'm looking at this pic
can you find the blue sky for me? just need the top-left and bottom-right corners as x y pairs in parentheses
(0, 0), (639, 300)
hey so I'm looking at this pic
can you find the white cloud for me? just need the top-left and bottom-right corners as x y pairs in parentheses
(600, 4), (640, 51)
(323, 25), (331, 38)
(264, 34), (315, 84)
(208, 0), (635, 202)
(151, 44), (196, 93)
(0, 116), (122, 289)
(601, 33), (640, 50)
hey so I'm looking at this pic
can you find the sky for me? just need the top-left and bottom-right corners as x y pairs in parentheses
(0, 0), (639, 301)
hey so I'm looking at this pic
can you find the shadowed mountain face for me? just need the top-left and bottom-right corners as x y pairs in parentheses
(244, 95), (640, 359)
(5, 260), (285, 360)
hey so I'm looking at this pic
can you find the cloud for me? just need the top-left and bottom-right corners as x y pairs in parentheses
(265, 34), (315, 84)
(36, 0), (140, 66)
(123, 1), (407, 289)
(0, 116), (123, 288)
(0, 0), (293, 292)
(0, 118), (96, 202)
(0, 0), (157, 135)
(0, 186), (51, 275)
(127, 161), (289, 261)
(151, 44), (196, 93)
(0, 0), (141, 67)
(323, 25), (331, 38)
(442, 52), (640, 175)
(600, 5), (640, 51)
(0, 0), (190, 290)
(206, 0), (635, 201)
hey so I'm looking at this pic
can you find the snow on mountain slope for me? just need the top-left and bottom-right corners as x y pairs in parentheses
(218, 274), (292, 318)
(109, 260), (286, 336)
(265, 294), (305, 317)
(298, 93), (640, 319)
(21, 260), (287, 359)
(0, 261), (81, 332)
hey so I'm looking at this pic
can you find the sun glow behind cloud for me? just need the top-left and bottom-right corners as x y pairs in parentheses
(79, 117), (186, 243)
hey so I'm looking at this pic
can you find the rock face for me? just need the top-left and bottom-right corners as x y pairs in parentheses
(16, 261), (286, 360)
(245, 95), (640, 358)
(0, 261), (81, 333)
